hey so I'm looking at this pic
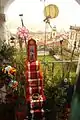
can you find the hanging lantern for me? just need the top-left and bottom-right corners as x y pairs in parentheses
(44, 4), (59, 19)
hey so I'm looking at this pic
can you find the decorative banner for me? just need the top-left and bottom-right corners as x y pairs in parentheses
(9, 80), (18, 89)
(44, 4), (59, 19)
(17, 26), (29, 40)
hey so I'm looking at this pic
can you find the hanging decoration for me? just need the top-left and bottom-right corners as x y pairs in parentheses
(43, 4), (59, 80)
(8, 80), (18, 90)
(17, 26), (29, 40)
(3, 65), (16, 76)
(44, 4), (59, 19)
(2, 65), (18, 90)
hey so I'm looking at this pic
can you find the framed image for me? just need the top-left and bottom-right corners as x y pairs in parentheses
(27, 39), (37, 62)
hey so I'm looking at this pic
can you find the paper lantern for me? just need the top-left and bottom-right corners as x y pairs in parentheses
(44, 4), (59, 19)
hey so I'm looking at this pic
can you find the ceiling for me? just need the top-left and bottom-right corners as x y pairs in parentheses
(0, 0), (80, 13)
